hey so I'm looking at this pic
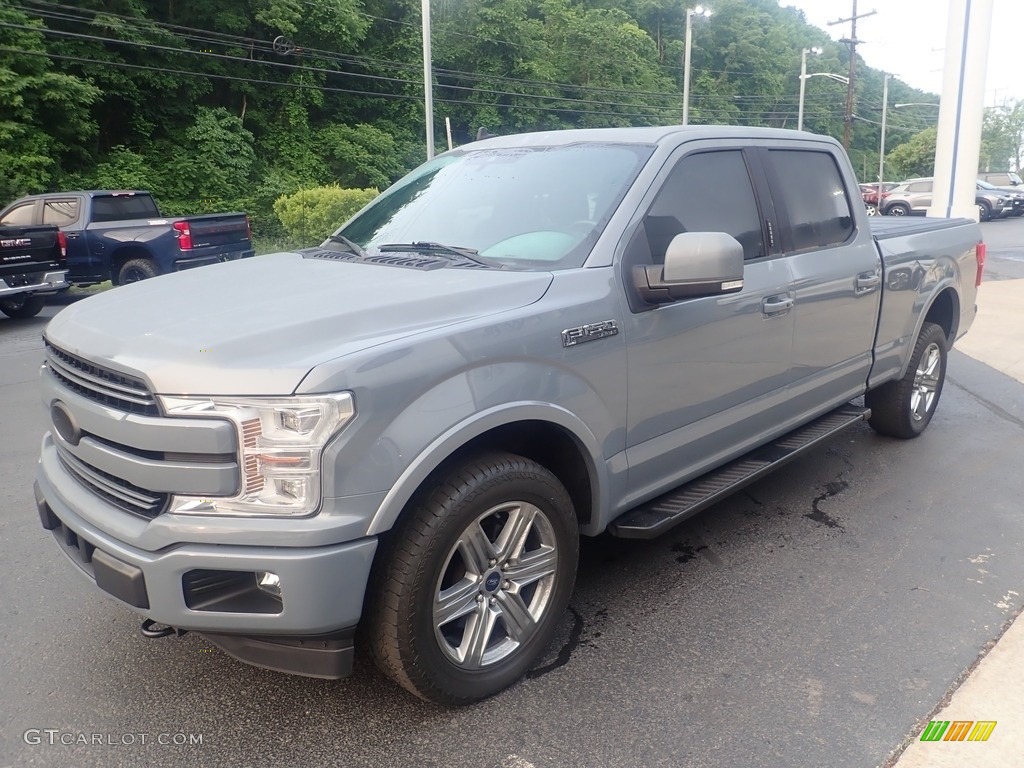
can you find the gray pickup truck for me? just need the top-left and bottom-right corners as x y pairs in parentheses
(34, 127), (983, 705)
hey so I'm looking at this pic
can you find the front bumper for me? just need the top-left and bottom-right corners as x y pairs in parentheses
(35, 460), (378, 640)
(0, 270), (69, 297)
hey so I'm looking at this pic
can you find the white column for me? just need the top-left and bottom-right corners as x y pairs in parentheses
(421, 0), (435, 160)
(927, 0), (994, 219)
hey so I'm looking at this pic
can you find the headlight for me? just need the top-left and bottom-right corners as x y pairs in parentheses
(159, 393), (354, 517)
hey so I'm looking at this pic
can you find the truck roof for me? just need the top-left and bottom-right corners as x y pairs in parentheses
(466, 124), (841, 150)
(12, 190), (152, 201)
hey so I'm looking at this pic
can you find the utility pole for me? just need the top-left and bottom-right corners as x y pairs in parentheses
(829, 0), (876, 150)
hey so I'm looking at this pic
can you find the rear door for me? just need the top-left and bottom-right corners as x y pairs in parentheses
(619, 143), (795, 500)
(906, 180), (933, 212)
(760, 145), (881, 411)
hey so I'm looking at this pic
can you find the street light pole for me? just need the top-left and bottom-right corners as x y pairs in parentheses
(682, 6), (711, 126)
(877, 72), (889, 206)
(797, 47), (822, 131)
(421, 0), (435, 159)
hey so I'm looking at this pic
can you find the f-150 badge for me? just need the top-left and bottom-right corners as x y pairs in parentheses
(561, 320), (619, 347)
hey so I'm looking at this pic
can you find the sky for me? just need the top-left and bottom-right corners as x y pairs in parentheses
(783, 0), (1023, 106)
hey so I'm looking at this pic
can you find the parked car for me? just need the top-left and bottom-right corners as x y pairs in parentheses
(859, 182), (898, 206)
(883, 177), (1011, 221)
(977, 179), (1024, 216)
(0, 191), (254, 286)
(35, 126), (983, 705)
(0, 223), (68, 318)
(978, 171), (1023, 187)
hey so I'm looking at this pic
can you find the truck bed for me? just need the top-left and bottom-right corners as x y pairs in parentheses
(869, 216), (975, 240)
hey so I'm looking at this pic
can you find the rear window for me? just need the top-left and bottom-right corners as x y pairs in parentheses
(43, 199), (79, 226)
(91, 195), (160, 222)
(766, 150), (854, 252)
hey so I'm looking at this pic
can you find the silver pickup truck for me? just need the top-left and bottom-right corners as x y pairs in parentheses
(34, 127), (983, 705)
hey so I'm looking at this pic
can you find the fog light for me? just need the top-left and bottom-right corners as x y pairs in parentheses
(256, 571), (281, 598)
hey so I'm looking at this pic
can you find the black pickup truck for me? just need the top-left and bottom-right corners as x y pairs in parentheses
(0, 224), (68, 318)
(0, 191), (254, 286)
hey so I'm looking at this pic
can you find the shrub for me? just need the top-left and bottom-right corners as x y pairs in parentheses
(273, 185), (378, 246)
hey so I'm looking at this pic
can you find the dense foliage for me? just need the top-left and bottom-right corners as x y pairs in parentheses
(1, 0), (1018, 244)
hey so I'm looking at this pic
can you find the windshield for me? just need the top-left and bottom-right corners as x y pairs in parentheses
(336, 144), (654, 270)
(977, 180), (997, 190)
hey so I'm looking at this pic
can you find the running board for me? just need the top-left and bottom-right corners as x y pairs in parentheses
(607, 405), (870, 540)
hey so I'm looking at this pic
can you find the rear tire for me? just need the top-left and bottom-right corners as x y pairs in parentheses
(365, 452), (579, 705)
(117, 258), (159, 285)
(866, 321), (947, 439)
(0, 294), (46, 319)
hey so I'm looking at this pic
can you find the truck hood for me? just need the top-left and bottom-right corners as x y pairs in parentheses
(45, 252), (553, 395)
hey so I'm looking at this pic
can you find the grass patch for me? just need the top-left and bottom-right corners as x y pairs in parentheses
(68, 280), (113, 295)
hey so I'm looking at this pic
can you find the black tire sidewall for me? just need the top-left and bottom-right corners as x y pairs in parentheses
(392, 456), (578, 704)
(902, 324), (947, 436)
(0, 294), (46, 318)
(118, 258), (158, 284)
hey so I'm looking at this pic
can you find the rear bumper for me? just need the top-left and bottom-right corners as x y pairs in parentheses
(174, 248), (255, 271)
(0, 270), (69, 297)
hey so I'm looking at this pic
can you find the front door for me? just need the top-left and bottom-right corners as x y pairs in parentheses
(619, 145), (795, 504)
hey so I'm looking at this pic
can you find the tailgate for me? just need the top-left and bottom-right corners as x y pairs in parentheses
(185, 214), (251, 249)
(0, 225), (61, 275)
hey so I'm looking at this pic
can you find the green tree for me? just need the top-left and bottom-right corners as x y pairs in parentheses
(0, 4), (99, 201)
(887, 127), (937, 179)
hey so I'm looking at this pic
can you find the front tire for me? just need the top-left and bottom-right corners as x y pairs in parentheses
(866, 321), (947, 438)
(977, 202), (992, 222)
(365, 452), (579, 705)
(0, 294), (46, 319)
(887, 203), (910, 217)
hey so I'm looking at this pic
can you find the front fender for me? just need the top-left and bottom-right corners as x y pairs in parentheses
(363, 400), (607, 537)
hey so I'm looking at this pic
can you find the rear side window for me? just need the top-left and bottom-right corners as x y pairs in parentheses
(43, 199), (79, 226)
(91, 195), (160, 222)
(767, 150), (853, 252)
(645, 150), (764, 261)
(1, 203), (36, 227)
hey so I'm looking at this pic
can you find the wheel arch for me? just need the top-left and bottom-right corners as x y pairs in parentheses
(109, 246), (157, 284)
(365, 405), (606, 538)
(898, 286), (960, 378)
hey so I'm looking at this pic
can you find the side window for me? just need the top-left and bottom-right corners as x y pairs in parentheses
(42, 199), (79, 226)
(0, 203), (36, 227)
(767, 150), (854, 252)
(644, 150), (764, 262)
(907, 181), (932, 193)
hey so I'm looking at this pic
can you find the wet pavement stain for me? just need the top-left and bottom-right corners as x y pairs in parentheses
(526, 605), (584, 680)
(671, 541), (708, 564)
(805, 479), (848, 529)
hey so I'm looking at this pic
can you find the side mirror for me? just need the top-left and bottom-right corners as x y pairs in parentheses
(633, 232), (745, 305)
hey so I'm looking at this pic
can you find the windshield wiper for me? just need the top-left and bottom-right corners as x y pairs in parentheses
(325, 233), (367, 257)
(378, 241), (505, 269)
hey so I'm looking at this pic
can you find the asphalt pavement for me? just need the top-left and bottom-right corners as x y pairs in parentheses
(2, 218), (1023, 768)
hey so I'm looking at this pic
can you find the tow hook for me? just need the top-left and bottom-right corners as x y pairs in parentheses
(140, 618), (188, 639)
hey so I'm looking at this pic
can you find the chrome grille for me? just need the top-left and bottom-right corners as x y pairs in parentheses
(57, 445), (168, 519)
(45, 342), (159, 416)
